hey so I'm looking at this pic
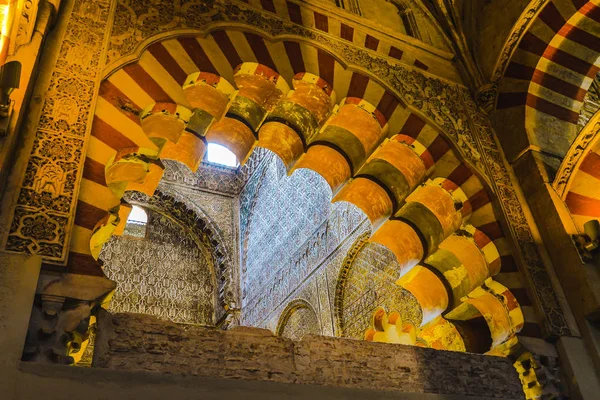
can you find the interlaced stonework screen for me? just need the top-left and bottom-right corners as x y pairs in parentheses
(335, 240), (422, 339)
(242, 156), (333, 322)
(100, 208), (216, 325)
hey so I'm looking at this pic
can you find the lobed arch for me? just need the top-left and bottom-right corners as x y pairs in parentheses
(495, 0), (600, 170)
(103, 20), (480, 175)
(69, 30), (528, 351)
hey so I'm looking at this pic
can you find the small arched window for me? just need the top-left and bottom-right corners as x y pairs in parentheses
(123, 205), (148, 238)
(206, 143), (239, 168)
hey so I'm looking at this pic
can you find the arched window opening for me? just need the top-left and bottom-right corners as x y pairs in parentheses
(206, 143), (239, 168)
(123, 205), (148, 238)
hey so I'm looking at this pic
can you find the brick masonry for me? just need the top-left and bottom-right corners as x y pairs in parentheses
(93, 312), (524, 399)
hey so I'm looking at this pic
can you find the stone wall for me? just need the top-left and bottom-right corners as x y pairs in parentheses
(92, 312), (524, 399)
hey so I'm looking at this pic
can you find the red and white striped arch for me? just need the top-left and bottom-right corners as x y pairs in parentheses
(496, 0), (600, 164)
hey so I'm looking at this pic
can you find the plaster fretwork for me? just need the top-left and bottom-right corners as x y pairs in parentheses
(100, 208), (216, 325)
(241, 155), (366, 327)
(276, 300), (322, 341)
(334, 237), (422, 340)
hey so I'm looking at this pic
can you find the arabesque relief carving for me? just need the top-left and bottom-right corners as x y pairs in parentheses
(4, 0), (112, 263)
(122, 189), (236, 317)
(490, 0), (547, 84)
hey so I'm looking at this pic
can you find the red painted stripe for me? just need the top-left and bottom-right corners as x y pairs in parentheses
(260, 0), (276, 13)
(376, 91), (401, 121)
(317, 49), (335, 88)
(477, 221), (504, 241)
(519, 32), (548, 56)
(427, 135), (450, 161)
(212, 31), (243, 69)
(388, 46), (403, 60)
(287, 1), (303, 24)
(346, 73), (369, 98)
(91, 116), (138, 150)
(532, 69), (587, 101)
(539, 1), (566, 33)
(314, 12), (328, 31)
(566, 192), (600, 217)
(83, 157), (107, 187)
(68, 252), (104, 276)
(543, 45), (600, 78)
(473, 229), (492, 248)
(177, 37), (218, 75)
(399, 114), (425, 138)
(497, 92), (527, 109)
(414, 60), (429, 70)
(75, 200), (108, 231)
(559, 24), (600, 53)
(469, 188), (491, 212)
(340, 23), (354, 41)
(526, 93), (579, 123)
(581, 2), (600, 23)
(244, 32), (277, 72)
(365, 34), (379, 50)
(440, 179), (459, 192)
(579, 151), (600, 179)
(447, 163), (473, 186)
(99, 80), (142, 125)
(123, 63), (173, 103)
(284, 41), (305, 74)
(572, 0), (587, 10)
(147, 42), (187, 85)
(504, 62), (535, 81)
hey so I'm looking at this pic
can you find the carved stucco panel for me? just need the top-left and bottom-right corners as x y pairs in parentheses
(4, 0), (114, 264)
(100, 208), (216, 325)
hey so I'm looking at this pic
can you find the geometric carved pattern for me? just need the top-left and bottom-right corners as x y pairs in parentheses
(121, 189), (235, 318)
(334, 235), (422, 340)
(240, 156), (367, 326)
(100, 208), (216, 325)
(4, 0), (112, 264)
(276, 299), (321, 341)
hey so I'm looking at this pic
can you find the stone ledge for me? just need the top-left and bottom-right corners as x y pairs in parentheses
(93, 312), (523, 399)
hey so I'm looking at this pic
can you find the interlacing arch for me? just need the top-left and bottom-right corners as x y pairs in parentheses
(72, 32), (527, 354)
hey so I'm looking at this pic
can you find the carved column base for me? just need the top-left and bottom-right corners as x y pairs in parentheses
(21, 272), (115, 365)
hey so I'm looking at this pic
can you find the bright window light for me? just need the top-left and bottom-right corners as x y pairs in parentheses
(127, 205), (148, 224)
(123, 205), (147, 238)
(206, 143), (239, 167)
